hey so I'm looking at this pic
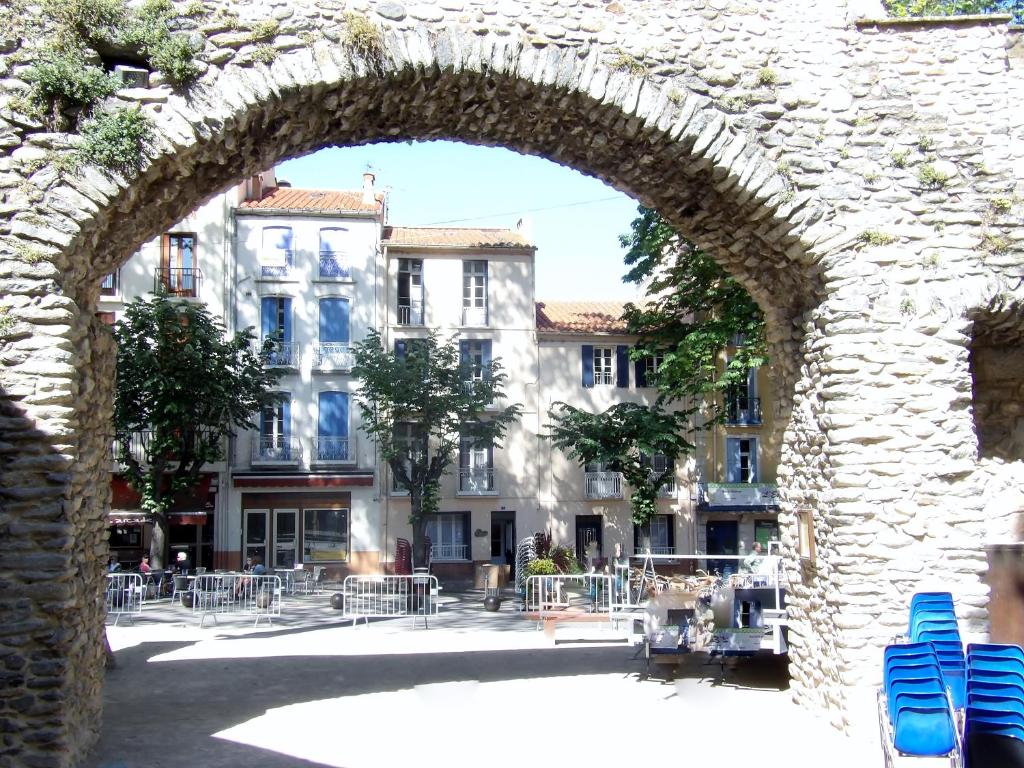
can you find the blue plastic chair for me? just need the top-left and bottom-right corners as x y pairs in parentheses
(968, 643), (1024, 664)
(885, 642), (940, 664)
(910, 592), (954, 610)
(888, 678), (946, 724)
(963, 724), (1024, 768)
(892, 701), (957, 756)
(886, 662), (944, 688)
(970, 655), (1024, 672)
(968, 695), (1024, 718)
(968, 680), (1024, 701)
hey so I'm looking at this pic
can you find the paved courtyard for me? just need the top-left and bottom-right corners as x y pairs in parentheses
(88, 591), (883, 768)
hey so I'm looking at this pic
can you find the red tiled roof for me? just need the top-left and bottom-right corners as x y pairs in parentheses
(536, 301), (630, 334)
(237, 186), (383, 214)
(382, 226), (533, 249)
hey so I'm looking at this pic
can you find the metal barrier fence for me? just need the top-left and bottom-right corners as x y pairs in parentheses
(341, 574), (440, 628)
(105, 573), (144, 625)
(191, 574), (282, 628)
(524, 574), (615, 627)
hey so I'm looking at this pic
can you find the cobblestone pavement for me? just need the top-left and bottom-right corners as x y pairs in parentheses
(88, 591), (882, 768)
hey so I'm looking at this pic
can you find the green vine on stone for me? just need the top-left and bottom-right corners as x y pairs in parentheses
(609, 50), (648, 76)
(859, 229), (899, 247)
(343, 11), (385, 68)
(917, 163), (950, 189)
(24, 52), (120, 130)
(77, 106), (154, 175)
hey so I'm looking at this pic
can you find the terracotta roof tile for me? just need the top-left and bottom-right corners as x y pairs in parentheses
(237, 186), (383, 214)
(383, 226), (533, 249)
(535, 301), (630, 335)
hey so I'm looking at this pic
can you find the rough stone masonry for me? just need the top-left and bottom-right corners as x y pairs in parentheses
(0, 0), (1022, 764)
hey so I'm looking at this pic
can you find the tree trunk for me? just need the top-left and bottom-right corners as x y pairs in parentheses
(149, 514), (169, 570)
(409, 489), (429, 568)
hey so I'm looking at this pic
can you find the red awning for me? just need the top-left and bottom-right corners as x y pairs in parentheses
(168, 511), (207, 526)
(232, 474), (374, 488)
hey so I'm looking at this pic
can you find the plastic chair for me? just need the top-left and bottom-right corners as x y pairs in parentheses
(963, 727), (1024, 768)
(968, 680), (1024, 702)
(968, 695), (1024, 719)
(892, 700), (958, 756)
(888, 678), (946, 724)
(968, 644), (1024, 664)
(910, 592), (954, 610)
(969, 669), (1024, 690)
(970, 655), (1024, 673)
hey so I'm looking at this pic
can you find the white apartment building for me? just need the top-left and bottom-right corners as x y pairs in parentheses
(101, 169), (779, 582)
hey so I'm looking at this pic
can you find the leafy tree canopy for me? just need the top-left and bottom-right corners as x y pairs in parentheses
(546, 402), (695, 526)
(352, 330), (522, 565)
(619, 206), (767, 408)
(882, 0), (1007, 17)
(113, 294), (280, 567)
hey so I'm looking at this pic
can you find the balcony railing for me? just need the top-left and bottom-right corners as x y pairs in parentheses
(430, 543), (469, 562)
(112, 428), (221, 466)
(260, 250), (294, 279)
(313, 342), (353, 370)
(458, 468), (496, 495)
(726, 397), (762, 425)
(318, 251), (349, 279)
(100, 271), (119, 296)
(251, 437), (302, 465)
(154, 267), (201, 297)
(397, 304), (423, 326)
(654, 477), (677, 499)
(259, 340), (299, 368)
(585, 471), (623, 499)
(461, 306), (488, 326)
(642, 546), (674, 556)
(697, 482), (779, 508)
(312, 436), (354, 464)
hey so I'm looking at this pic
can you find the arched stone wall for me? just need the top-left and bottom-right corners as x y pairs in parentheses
(0, 1), (1022, 763)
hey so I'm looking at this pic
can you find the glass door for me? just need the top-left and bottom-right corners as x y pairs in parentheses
(244, 510), (269, 565)
(274, 509), (299, 569)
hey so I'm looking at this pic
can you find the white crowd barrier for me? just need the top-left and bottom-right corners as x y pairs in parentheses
(524, 573), (614, 627)
(341, 574), (440, 628)
(191, 573), (282, 628)
(105, 573), (144, 625)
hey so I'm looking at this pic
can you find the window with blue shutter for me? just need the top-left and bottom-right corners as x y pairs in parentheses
(319, 298), (350, 343)
(616, 345), (629, 388)
(726, 437), (757, 483)
(394, 339), (407, 359)
(635, 358), (648, 388)
(317, 391), (350, 461)
(460, 339), (492, 385)
(581, 345), (594, 388)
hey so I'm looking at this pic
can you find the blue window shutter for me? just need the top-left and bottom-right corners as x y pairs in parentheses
(616, 345), (629, 387)
(318, 391), (348, 437)
(482, 341), (492, 381)
(666, 517), (675, 550)
(260, 297), (276, 340)
(395, 339), (407, 359)
(281, 298), (293, 342)
(726, 438), (740, 482)
(635, 357), (648, 388)
(459, 340), (469, 365)
(281, 397), (291, 437)
(319, 299), (349, 343)
(749, 440), (758, 483)
(581, 345), (594, 388)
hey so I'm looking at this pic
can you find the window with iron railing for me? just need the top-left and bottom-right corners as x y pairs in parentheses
(261, 226), (294, 278)
(462, 260), (487, 326)
(593, 347), (614, 386)
(635, 514), (674, 555)
(318, 227), (350, 279)
(397, 258), (424, 325)
(157, 233), (200, 297)
(100, 270), (119, 296)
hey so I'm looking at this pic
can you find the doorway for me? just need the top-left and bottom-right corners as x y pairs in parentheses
(274, 509), (299, 568)
(706, 520), (738, 577)
(575, 515), (603, 566)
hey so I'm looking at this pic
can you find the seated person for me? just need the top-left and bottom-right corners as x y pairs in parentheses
(139, 554), (151, 574)
(174, 551), (190, 575)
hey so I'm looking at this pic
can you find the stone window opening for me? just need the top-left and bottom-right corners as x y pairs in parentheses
(969, 311), (1024, 462)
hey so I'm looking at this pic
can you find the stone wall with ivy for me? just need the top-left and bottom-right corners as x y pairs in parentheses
(0, 0), (1022, 764)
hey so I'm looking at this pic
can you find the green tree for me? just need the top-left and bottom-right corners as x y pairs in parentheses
(113, 294), (280, 568)
(619, 206), (767, 410)
(882, 0), (1004, 17)
(352, 330), (523, 567)
(546, 402), (695, 527)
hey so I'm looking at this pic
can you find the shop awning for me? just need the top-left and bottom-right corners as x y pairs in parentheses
(232, 473), (374, 488)
(168, 510), (208, 526)
(108, 510), (154, 526)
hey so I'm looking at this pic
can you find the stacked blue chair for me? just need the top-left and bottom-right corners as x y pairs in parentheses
(964, 643), (1024, 768)
(880, 642), (960, 763)
(907, 592), (966, 709)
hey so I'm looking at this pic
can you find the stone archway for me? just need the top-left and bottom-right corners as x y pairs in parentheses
(1, 2), (1023, 764)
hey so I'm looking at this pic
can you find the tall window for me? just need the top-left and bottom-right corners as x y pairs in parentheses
(397, 259), (424, 325)
(726, 437), (758, 483)
(318, 227), (349, 279)
(459, 339), (492, 389)
(100, 270), (119, 296)
(635, 353), (664, 388)
(459, 437), (494, 494)
(316, 298), (351, 369)
(159, 233), (198, 296)
(258, 396), (292, 460)
(260, 297), (294, 367)
(593, 347), (614, 386)
(644, 453), (676, 496)
(261, 226), (293, 278)
(726, 367), (761, 425)
(425, 513), (469, 561)
(303, 508), (349, 562)
(462, 260), (487, 326)
(316, 391), (350, 462)
(391, 422), (425, 493)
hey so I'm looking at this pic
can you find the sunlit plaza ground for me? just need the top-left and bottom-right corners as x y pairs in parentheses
(89, 592), (884, 768)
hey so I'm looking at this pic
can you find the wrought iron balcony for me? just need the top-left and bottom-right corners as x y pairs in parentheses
(154, 267), (202, 298)
(585, 471), (623, 499)
(430, 543), (470, 562)
(318, 250), (349, 279)
(397, 304), (424, 326)
(696, 481), (779, 509)
(458, 468), (496, 495)
(653, 475), (677, 499)
(259, 340), (299, 368)
(260, 250), (294, 279)
(312, 437), (354, 465)
(251, 437), (302, 465)
(313, 342), (353, 371)
(725, 396), (762, 425)
(461, 306), (488, 326)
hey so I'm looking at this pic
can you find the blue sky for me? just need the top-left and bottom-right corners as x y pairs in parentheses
(277, 141), (644, 301)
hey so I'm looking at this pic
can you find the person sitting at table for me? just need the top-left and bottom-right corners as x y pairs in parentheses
(139, 554), (151, 574)
(251, 554), (266, 576)
(107, 554), (121, 573)
(174, 551), (190, 576)
(242, 556), (253, 573)
(234, 554), (266, 597)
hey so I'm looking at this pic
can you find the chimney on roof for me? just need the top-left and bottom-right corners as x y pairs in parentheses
(362, 172), (376, 205)
(516, 216), (533, 241)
